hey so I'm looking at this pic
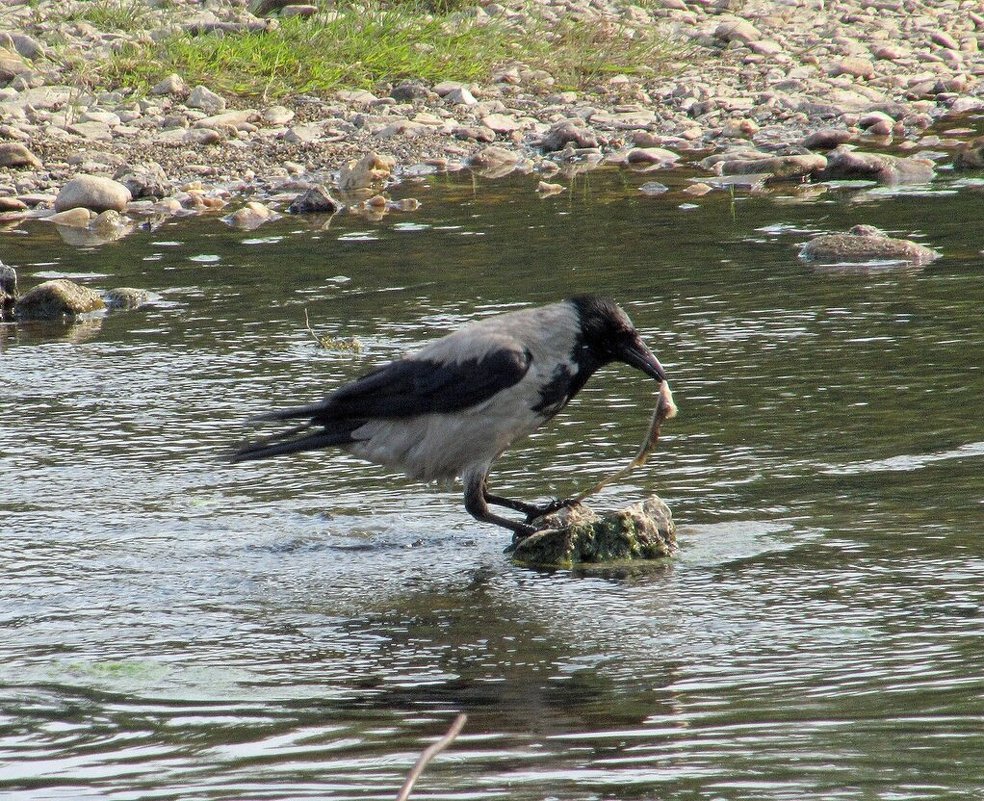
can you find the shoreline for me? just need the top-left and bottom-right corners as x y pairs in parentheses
(0, 0), (982, 221)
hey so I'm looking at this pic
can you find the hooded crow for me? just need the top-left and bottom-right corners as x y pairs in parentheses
(233, 296), (667, 537)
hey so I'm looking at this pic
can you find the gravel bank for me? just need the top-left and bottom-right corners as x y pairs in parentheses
(0, 0), (982, 224)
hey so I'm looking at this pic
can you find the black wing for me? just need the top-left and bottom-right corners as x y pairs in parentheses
(255, 345), (533, 424)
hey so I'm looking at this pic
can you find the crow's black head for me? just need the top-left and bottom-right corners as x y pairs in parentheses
(569, 295), (666, 381)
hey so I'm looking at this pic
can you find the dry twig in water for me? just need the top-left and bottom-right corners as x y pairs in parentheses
(395, 714), (467, 801)
(304, 307), (362, 352)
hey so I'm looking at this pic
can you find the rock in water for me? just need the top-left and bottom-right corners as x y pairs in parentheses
(14, 279), (105, 320)
(102, 287), (150, 310)
(54, 175), (132, 213)
(511, 495), (675, 568)
(1, 262), (17, 319)
(799, 225), (938, 264)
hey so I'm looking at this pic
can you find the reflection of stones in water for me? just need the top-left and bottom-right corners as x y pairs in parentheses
(53, 211), (135, 247)
(1, 317), (104, 347)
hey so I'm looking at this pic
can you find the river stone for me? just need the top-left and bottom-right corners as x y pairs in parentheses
(186, 85), (225, 114)
(714, 18), (762, 44)
(338, 152), (395, 190)
(103, 287), (150, 310)
(46, 207), (94, 227)
(14, 279), (105, 320)
(818, 147), (934, 184)
(801, 129), (854, 149)
(288, 185), (342, 214)
(114, 161), (170, 199)
(150, 73), (188, 97)
(954, 136), (984, 169)
(1, 262), (17, 318)
(469, 146), (519, 171)
(537, 119), (599, 152)
(0, 142), (41, 168)
(625, 147), (680, 167)
(0, 46), (30, 83)
(262, 104), (295, 125)
(716, 153), (827, 179)
(0, 196), (26, 211)
(223, 201), (277, 229)
(799, 225), (938, 264)
(829, 57), (875, 79)
(54, 175), (132, 212)
(511, 495), (676, 568)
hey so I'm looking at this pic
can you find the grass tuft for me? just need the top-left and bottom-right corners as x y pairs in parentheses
(91, 2), (682, 99)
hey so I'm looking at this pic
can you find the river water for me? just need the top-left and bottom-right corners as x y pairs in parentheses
(2, 165), (983, 800)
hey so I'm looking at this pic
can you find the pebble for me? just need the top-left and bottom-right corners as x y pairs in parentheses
(819, 147), (935, 184)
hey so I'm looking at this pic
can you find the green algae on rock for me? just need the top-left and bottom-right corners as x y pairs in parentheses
(511, 495), (675, 568)
(14, 278), (105, 321)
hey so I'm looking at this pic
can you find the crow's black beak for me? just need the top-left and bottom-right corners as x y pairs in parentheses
(618, 336), (666, 382)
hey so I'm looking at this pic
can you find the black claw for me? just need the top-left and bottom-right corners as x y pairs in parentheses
(524, 497), (578, 522)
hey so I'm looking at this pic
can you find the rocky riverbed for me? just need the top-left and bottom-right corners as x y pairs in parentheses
(0, 0), (982, 228)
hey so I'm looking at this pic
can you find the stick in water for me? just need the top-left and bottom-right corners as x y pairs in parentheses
(572, 380), (677, 504)
(395, 714), (468, 801)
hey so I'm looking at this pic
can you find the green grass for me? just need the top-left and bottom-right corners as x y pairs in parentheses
(56, 0), (159, 32)
(93, 2), (680, 99)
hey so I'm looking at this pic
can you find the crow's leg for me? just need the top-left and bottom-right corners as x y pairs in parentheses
(464, 471), (536, 538)
(485, 491), (577, 522)
(484, 492), (540, 517)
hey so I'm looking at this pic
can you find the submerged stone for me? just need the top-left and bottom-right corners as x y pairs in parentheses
(799, 224), (938, 264)
(511, 495), (676, 568)
(102, 287), (151, 311)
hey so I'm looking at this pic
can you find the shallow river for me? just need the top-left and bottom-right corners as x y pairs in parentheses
(2, 165), (983, 800)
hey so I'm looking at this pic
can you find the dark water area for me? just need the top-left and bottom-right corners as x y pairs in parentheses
(2, 166), (983, 800)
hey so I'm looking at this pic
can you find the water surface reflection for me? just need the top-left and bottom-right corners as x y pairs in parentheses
(2, 170), (983, 800)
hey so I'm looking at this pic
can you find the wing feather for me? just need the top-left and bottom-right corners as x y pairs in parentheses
(253, 344), (532, 424)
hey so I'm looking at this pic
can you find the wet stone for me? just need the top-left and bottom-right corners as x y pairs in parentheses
(14, 279), (105, 320)
(511, 495), (676, 568)
(818, 147), (935, 184)
(799, 225), (939, 265)
(102, 287), (150, 311)
(288, 185), (343, 214)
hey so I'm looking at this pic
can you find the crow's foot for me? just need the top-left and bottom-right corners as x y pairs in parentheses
(524, 497), (579, 523)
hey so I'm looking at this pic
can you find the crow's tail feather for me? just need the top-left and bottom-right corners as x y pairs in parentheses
(231, 419), (360, 463)
(249, 400), (332, 424)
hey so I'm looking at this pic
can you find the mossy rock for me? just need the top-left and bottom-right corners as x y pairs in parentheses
(14, 278), (105, 320)
(511, 495), (675, 568)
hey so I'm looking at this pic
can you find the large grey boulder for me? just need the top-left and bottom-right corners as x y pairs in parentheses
(54, 176), (132, 213)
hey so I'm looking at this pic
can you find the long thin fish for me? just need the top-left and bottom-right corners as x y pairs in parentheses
(572, 380), (677, 503)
